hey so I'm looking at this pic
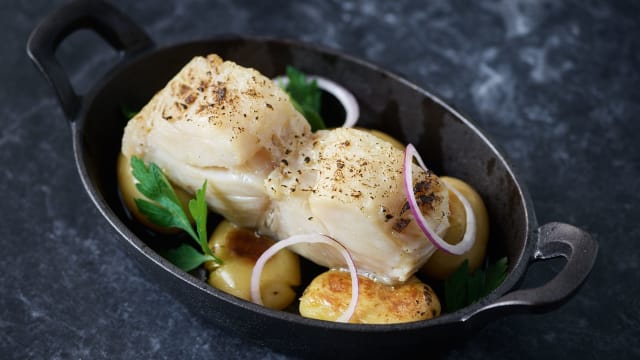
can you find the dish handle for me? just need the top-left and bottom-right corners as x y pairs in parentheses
(26, 0), (152, 119)
(465, 222), (598, 322)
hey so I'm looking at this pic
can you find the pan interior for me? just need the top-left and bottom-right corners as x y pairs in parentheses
(77, 37), (530, 317)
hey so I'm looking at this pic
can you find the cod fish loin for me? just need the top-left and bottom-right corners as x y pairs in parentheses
(121, 54), (310, 228)
(261, 127), (450, 284)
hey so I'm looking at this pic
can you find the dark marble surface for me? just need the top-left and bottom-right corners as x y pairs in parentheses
(2, 0), (639, 359)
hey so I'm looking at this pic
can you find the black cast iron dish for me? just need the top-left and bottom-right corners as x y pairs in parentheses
(28, 0), (598, 358)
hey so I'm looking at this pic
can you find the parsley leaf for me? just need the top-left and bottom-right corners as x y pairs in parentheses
(444, 259), (469, 313)
(284, 66), (326, 131)
(188, 181), (218, 260)
(483, 257), (508, 296)
(162, 244), (217, 272)
(134, 198), (191, 232)
(121, 105), (138, 119)
(130, 157), (194, 236)
(444, 257), (508, 312)
(130, 156), (222, 270)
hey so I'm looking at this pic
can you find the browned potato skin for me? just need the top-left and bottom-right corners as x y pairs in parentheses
(117, 153), (193, 233)
(420, 176), (490, 280)
(299, 270), (441, 324)
(206, 221), (301, 310)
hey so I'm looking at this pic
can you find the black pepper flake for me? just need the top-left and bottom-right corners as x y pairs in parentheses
(414, 180), (431, 193)
(281, 159), (289, 166)
(304, 156), (310, 163)
(418, 194), (436, 209)
(216, 87), (226, 101)
(185, 93), (197, 104)
(400, 201), (410, 215)
(393, 218), (411, 232)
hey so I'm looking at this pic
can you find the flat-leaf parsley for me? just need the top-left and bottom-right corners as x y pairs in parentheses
(130, 156), (222, 271)
(283, 66), (326, 131)
(444, 257), (508, 312)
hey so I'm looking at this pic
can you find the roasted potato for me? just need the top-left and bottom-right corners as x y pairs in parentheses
(299, 270), (440, 324)
(420, 176), (490, 280)
(205, 220), (300, 310)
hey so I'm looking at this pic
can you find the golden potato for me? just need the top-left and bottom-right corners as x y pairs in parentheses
(117, 152), (193, 233)
(206, 221), (300, 310)
(420, 176), (489, 280)
(299, 270), (441, 324)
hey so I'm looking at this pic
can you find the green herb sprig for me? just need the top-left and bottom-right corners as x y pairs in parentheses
(130, 156), (221, 271)
(121, 105), (138, 120)
(283, 66), (326, 131)
(444, 257), (508, 312)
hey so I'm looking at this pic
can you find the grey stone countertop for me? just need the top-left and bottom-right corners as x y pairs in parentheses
(2, 0), (638, 359)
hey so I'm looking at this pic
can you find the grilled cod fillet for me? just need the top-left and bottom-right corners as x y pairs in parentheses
(260, 128), (450, 284)
(121, 54), (310, 228)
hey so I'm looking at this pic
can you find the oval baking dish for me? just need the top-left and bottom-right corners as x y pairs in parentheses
(27, 0), (597, 358)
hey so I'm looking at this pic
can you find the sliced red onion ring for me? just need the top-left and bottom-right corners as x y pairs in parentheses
(250, 234), (359, 323)
(403, 144), (477, 255)
(273, 75), (359, 128)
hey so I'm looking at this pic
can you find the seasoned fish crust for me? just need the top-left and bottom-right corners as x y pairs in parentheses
(123, 54), (310, 168)
(261, 128), (449, 284)
(121, 54), (310, 228)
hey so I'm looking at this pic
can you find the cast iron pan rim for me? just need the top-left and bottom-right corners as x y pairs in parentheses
(72, 34), (538, 331)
